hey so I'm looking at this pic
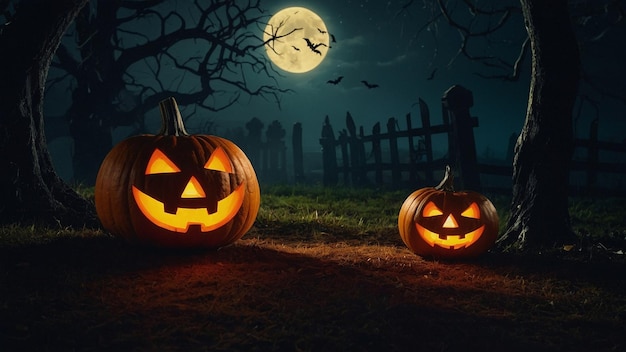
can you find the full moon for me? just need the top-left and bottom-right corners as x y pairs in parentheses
(263, 7), (330, 73)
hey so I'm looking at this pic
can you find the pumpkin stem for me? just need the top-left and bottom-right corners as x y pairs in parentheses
(158, 97), (190, 136)
(435, 165), (455, 191)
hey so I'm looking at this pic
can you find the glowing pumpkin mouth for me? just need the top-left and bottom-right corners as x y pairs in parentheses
(132, 183), (245, 233)
(415, 224), (485, 250)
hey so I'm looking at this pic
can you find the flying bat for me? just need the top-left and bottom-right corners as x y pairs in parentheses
(327, 76), (344, 85)
(317, 27), (327, 34)
(330, 33), (336, 43)
(303, 38), (327, 55)
(361, 80), (379, 89)
(292, 45), (300, 51)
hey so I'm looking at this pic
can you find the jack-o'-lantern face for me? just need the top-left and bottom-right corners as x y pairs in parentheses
(132, 146), (244, 233)
(96, 97), (260, 249)
(397, 165), (498, 259)
(415, 199), (484, 249)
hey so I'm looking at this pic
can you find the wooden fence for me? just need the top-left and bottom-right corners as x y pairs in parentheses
(319, 85), (483, 190)
(571, 118), (626, 194)
(317, 85), (626, 194)
(475, 118), (626, 195)
(221, 85), (626, 195)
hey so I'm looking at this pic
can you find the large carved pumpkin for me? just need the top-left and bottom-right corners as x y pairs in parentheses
(398, 166), (498, 259)
(95, 97), (260, 248)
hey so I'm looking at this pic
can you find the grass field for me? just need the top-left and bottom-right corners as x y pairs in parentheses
(1, 185), (625, 351)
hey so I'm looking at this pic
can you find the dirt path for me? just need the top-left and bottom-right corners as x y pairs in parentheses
(1, 235), (625, 351)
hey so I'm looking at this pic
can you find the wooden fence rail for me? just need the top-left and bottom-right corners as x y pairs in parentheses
(222, 85), (626, 195)
(319, 85), (482, 189)
(572, 117), (626, 194)
(317, 85), (626, 195)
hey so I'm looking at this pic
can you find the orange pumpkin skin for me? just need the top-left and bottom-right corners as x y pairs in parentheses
(398, 167), (498, 259)
(95, 98), (260, 248)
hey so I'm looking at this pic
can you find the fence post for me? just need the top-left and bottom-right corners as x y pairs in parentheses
(339, 130), (350, 185)
(418, 98), (435, 185)
(442, 85), (480, 190)
(387, 117), (401, 186)
(292, 122), (305, 184)
(346, 112), (367, 186)
(320, 116), (338, 186)
(359, 126), (368, 185)
(406, 113), (418, 184)
(372, 122), (383, 186)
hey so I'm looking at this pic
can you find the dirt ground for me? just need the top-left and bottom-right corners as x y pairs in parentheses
(1, 230), (625, 351)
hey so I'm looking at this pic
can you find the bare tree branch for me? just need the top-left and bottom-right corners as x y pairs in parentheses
(403, 0), (624, 110)
(474, 36), (530, 81)
(437, 0), (515, 37)
(436, 0), (524, 76)
(50, 0), (292, 130)
(42, 0), (298, 183)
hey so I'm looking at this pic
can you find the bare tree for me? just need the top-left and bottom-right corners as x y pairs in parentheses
(48, 0), (290, 184)
(402, 0), (624, 251)
(499, 0), (580, 250)
(0, 0), (290, 226)
(0, 0), (97, 227)
(403, 0), (624, 92)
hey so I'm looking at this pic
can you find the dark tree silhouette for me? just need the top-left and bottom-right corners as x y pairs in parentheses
(402, 0), (623, 251)
(498, 0), (581, 250)
(0, 0), (291, 226)
(0, 0), (97, 227)
(47, 0), (290, 184)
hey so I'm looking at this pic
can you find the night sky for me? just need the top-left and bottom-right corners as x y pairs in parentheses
(45, 0), (625, 182)
(221, 0), (531, 158)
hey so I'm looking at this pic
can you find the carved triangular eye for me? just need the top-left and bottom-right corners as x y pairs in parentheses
(204, 147), (233, 173)
(422, 201), (443, 217)
(461, 202), (481, 219)
(146, 149), (181, 175)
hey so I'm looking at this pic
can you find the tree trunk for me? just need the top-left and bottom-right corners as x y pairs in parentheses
(67, 1), (121, 185)
(497, 0), (581, 251)
(0, 0), (98, 227)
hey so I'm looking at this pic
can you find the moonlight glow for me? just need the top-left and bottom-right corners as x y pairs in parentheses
(263, 7), (330, 73)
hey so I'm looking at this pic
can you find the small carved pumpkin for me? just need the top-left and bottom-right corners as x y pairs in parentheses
(95, 97), (260, 248)
(398, 166), (498, 259)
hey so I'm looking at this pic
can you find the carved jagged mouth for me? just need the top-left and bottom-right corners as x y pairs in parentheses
(132, 183), (245, 233)
(415, 223), (485, 250)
